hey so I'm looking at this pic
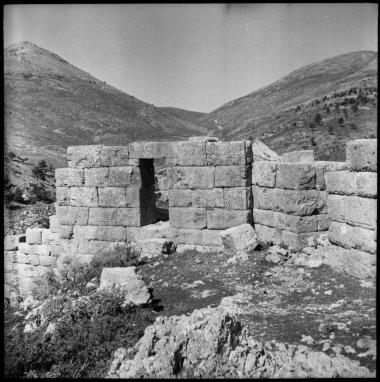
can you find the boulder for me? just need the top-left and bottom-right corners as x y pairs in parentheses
(220, 223), (259, 255)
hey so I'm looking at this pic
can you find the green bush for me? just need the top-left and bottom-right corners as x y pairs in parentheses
(29, 182), (55, 203)
(32, 269), (61, 300)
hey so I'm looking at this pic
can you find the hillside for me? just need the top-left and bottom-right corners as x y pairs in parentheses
(201, 51), (377, 160)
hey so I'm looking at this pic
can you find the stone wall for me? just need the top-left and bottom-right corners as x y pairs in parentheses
(324, 139), (377, 279)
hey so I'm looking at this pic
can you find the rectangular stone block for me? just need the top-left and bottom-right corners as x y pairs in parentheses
(277, 213), (318, 233)
(55, 168), (85, 186)
(26, 228), (43, 244)
(4, 235), (20, 251)
(126, 227), (142, 243)
(328, 194), (377, 230)
(206, 209), (252, 229)
(276, 163), (316, 190)
(56, 206), (89, 225)
(170, 228), (223, 246)
(170, 207), (207, 229)
(71, 238), (91, 253)
(73, 225), (98, 240)
(18, 243), (34, 254)
(251, 140), (279, 162)
(96, 226), (128, 242)
(117, 208), (142, 227)
(192, 189), (224, 208)
(84, 168), (109, 187)
(67, 145), (103, 168)
(49, 215), (59, 233)
(325, 171), (377, 197)
(206, 141), (248, 166)
(16, 251), (32, 264)
(252, 186), (325, 216)
(168, 167), (215, 189)
(59, 225), (73, 239)
(253, 208), (277, 227)
(99, 146), (129, 167)
(281, 150), (314, 163)
(56, 187), (70, 206)
(223, 187), (251, 210)
(39, 255), (57, 267)
(70, 187), (99, 207)
(317, 214), (331, 231)
(314, 161), (348, 190)
(168, 189), (193, 207)
(215, 165), (251, 187)
(281, 230), (319, 251)
(254, 224), (282, 245)
(33, 245), (51, 256)
(328, 221), (376, 254)
(167, 141), (207, 166)
(252, 161), (277, 187)
(346, 139), (377, 172)
(89, 240), (118, 254)
(128, 141), (175, 159)
(98, 187), (127, 207)
(88, 208), (118, 226)
(108, 167), (141, 187)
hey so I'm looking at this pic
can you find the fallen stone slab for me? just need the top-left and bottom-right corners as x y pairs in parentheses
(137, 238), (175, 259)
(220, 223), (259, 255)
(98, 267), (151, 305)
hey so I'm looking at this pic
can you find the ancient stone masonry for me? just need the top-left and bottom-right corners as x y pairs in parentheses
(324, 139), (377, 279)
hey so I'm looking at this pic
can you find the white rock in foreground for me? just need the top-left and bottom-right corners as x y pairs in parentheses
(220, 223), (259, 256)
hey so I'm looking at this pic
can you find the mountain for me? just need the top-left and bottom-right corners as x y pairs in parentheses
(201, 51), (377, 160)
(4, 41), (206, 170)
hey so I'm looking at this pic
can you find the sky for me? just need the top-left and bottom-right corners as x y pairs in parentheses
(4, 3), (378, 113)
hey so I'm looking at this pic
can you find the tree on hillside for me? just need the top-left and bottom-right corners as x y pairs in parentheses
(314, 113), (322, 125)
(32, 160), (49, 181)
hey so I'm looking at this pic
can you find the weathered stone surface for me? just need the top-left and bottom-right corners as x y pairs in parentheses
(117, 208), (142, 227)
(314, 161), (348, 190)
(98, 267), (151, 305)
(277, 213), (318, 233)
(55, 168), (85, 187)
(39, 255), (57, 267)
(252, 161), (277, 187)
(328, 221), (376, 254)
(26, 228), (43, 245)
(89, 240), (118, 254)
(166, 141), (207, 166)
(215, 165), (251, 187)
(223, 187), (251, 210)
(140, 221), (171, 239)
(96, 226), (128, 242)
(170, 207), (207, 229)
(207, 209), (252, 229)
(281, 230), (319, 251)
(88, 207), (118, 226)
(276, 163), (316, 190)
(253, 208), (277, 227)
(317, 214), (331, 231)
(129, 141), (174, 159)
(170, 228), (222, 246)
(99, 146), (129, 167)
(56, 187), (70, 206)
(58, 225), (73, 239)
(49, 215), (59, 233)
(126, 227), (142, 243)
(84, 168), (109, 187)
(67, 145), (103, 168)
(98, 187), (127, 207)
(56, 206), (89, 225)
(168, 189), (193, 207)
(346, 139), (377, 172)
(252, 186), (325, 216)
(70, 187), (99, 207)
(325, 171), (377, 197)
(251, 139), (279, 161)
(281, 150), (314, 163)
(73, 225), (98, 240)
(18, 243), (34, 254)
(4, 235), (22, 251)
(206, 141), (248, 166)
(220, 224), (259, 255)
(328, 195), (377, 229)
(188, 136), (219, 142)
(168, 167), (215, 189)
(138, 238), (174, 259)
(108, 167), (141, 187)
(254, 224), (282, 245)
(192, 189), (224, 208)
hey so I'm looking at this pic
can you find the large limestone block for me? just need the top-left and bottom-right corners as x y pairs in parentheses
(67, 145), (103, 168)
(325, 171), (377, 198)
(166, 141), (207, 166)
(220, 223), (259, 255)
(317, 214), (331, 231)
(49, 215), (59, 233)
(346, 139), (377, 172)
(253, 208), (277, 227)
(73, 225), (98, 240)
(170, 228), (222, 246)
(99, 146), (129, 167)
(55, 168), (85, 187)
(56, 206), (89, 225)
(281, 230), (319, 251)
(98, 267), (151, 305)
(32, 244), (51, 257)
(89, 240), (119, 254)
(276, 163), (316, 190)
(140, 221), (171, 239)
(215, 165), (251, 187)
(117, 208), (143, 227)
(207, 209), (252, 229)
(108, 167), (141, 187)
(129, 141), (175, 159)
(277, 213), (318, 233)
(4, 235), (22, 251)
(206, 141), (249, 166)
(96, 226), (128, 242)
(168, 189), (193, 207)
(192, 189), (224, 208)
(254, 224), (282, 245)
(70, 187), (99, 207)
(84, 168), (109, 187)
(223, 187), (252, 210)
(168, 167), (215, 189)
(328, 221), (376, 254)
(88, 207), (118, 226)
(252, 186), (325, 216)
(126, 227), (142, 243)
(328, 195), (376, 230)
(251, 139), (279, 161)
(71, 238), (91, 253)
(252, 161), (277, 187)
(26, 228), (43, 244)
(175, 244), (223, 254)
(138, 238), (174, 259)
(314, 161), (348, 190)
(39, 255), (57, 267)
(281, 150), (314, 163)
(170, 207), (207, 229)
(56, 187), (70, 206)
(98, 187), (127, 207)
(58, 225), (73, 239)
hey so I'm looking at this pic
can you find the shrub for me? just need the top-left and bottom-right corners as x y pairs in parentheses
(31, 160), (49, 181)
(338, 117), (344, 125)
(310, 137), (317, 146)
(314, 113), (322, 125)
(328, 125), (334, 135)
(32, 269), (61, 301)
(29, 182), (55, 203)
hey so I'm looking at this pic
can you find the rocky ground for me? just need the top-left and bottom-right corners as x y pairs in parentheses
(138, 246), (376, 374)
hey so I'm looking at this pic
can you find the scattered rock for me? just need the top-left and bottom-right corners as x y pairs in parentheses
(322, 342), (331, 352)
(344, 345), (356, 354)
(220, 223), (259, 256)
(300, 335), (314, 345)
(226, 251), (249, 265)
(324, 290), (332, 296)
